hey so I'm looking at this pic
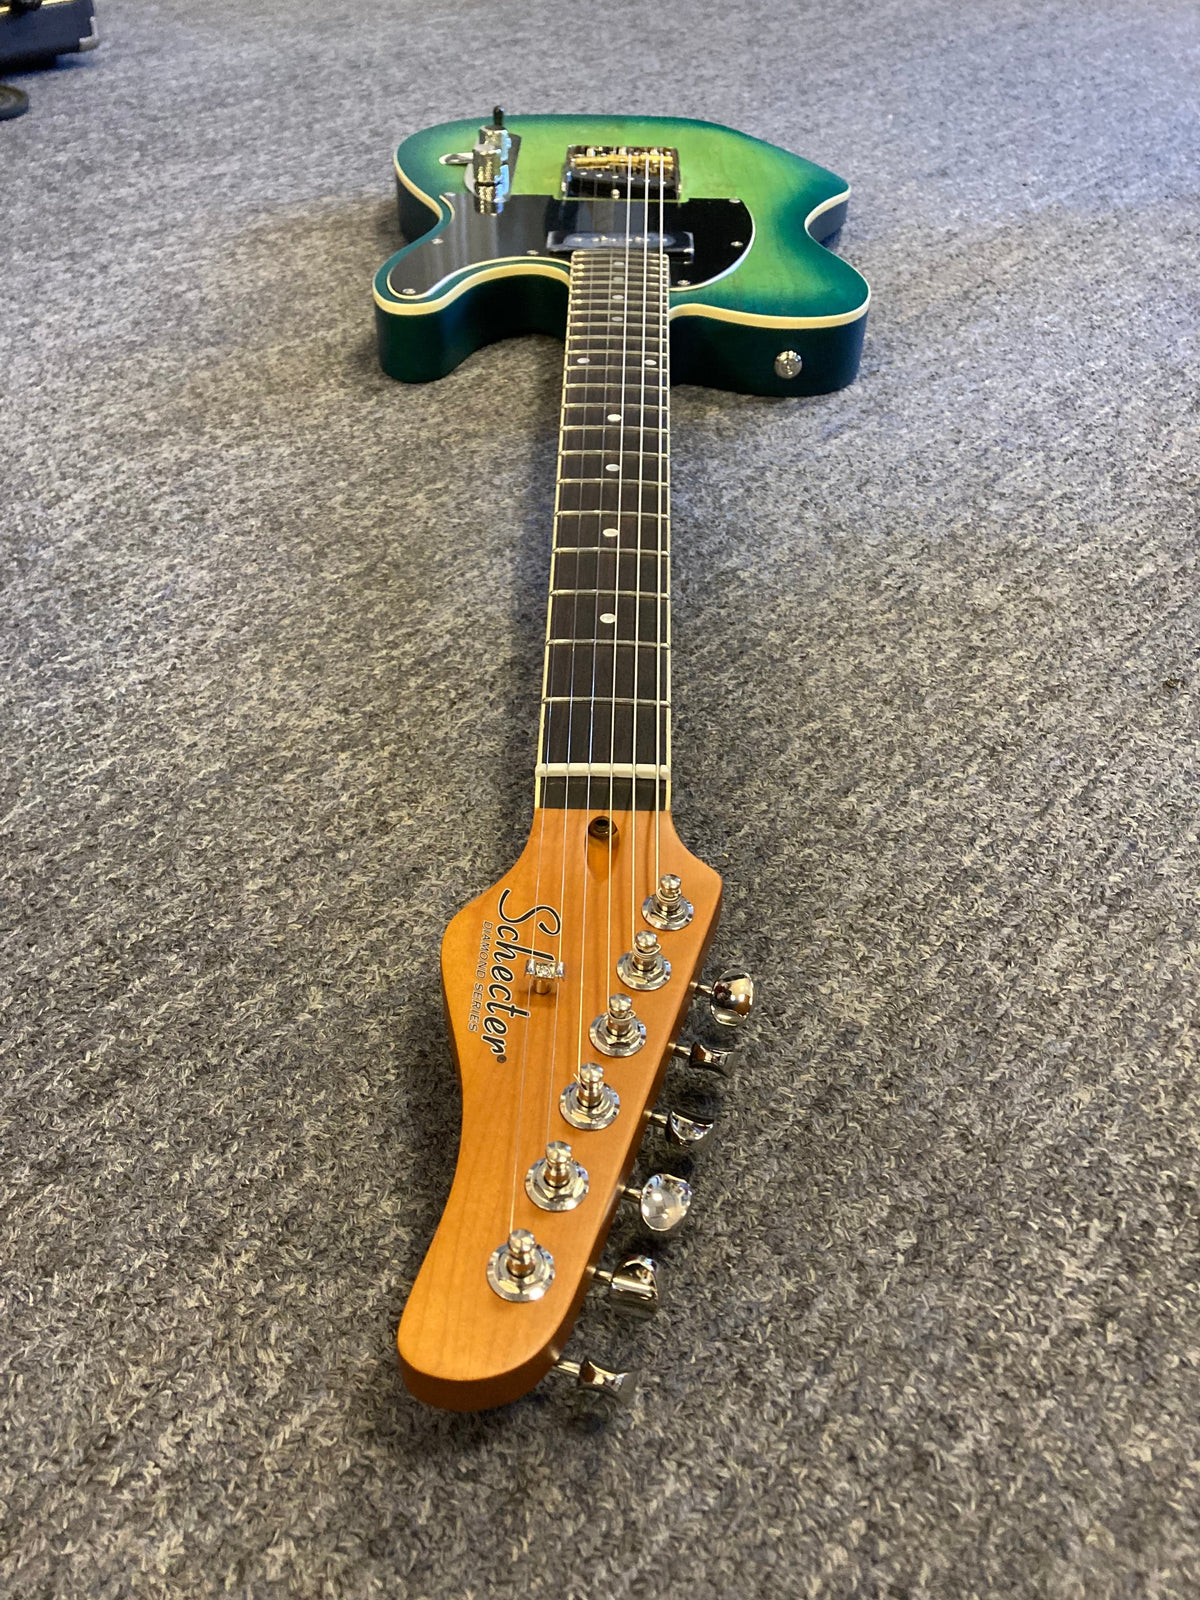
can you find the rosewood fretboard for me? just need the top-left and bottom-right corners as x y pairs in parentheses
(536, 247), (671, 812)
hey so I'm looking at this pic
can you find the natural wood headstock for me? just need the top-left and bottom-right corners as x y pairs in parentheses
(398, 806), (722, 1411)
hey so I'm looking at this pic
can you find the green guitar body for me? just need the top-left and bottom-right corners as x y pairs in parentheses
(374, 114), (868, 397)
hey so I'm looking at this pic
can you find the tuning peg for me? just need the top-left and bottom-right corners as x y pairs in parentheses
(560, 1061), (621, 1130)
(554, 1356), (639, 1405)
(624, 1172), (692, 1234)
(617, 930), (671, 991)
(695, 968), (756, 1027)
(594, 1254), (660, 1318)
(590, 993), (647, 1057)
(642, 872), (694, 931)
(671, 1037), (734, 1077)
(648, 1106), (716, 1151)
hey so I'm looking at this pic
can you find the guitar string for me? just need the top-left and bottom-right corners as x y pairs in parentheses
(542, 246), (582, 1173)
(510, 244), (580, 1236)
(521, 154), (664, 1226)
(621, 153), (639, 1016)
(547, 243), (611, 1163)
(655, 150), (668, 888)
(593, 157), (636, 1117)
(630, 161), (651, 959)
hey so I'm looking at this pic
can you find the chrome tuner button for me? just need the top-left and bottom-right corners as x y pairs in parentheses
(590, 993), (647, 1058)
(525, 1140), (589, 1211)
(649, 1105), (716, 1151)
(555, 1357), (639, 1405)
(617, 930), (671, 991)
(594, 1254), (660, 1318)
(560, 1062), (620, 1130)
(525, 956), (565, 995)
(671, 1038), (734, 1077)
(774, 349), (803, 379)
(642, 872), (694, 931)
(625, 1172), (693, 1235)
(695, 969), (756, 1027)
(486, 1228), (554, 1303)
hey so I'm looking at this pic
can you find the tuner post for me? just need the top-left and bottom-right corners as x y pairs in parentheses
(590, 993), (647, 1058)
(617, 930), (671, 992)
(486, 1228), (555, 1303)
(525, 1141), (589, 1210)
(643, 873), (694, 932)
(560, 1062), (620, 1130)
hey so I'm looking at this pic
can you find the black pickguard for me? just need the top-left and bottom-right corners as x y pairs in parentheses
(387, 194), (755, 297)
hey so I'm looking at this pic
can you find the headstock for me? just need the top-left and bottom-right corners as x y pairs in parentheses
(398, 805), (752, 1411)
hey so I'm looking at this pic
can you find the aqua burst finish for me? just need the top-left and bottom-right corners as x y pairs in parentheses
(374, 114), (869, 396)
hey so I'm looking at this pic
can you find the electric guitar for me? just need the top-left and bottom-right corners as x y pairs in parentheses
(375, 112), (868, 1411)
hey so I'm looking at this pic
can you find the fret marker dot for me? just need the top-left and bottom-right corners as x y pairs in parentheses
(576, 357), (590, 365)
(605, 463), (619, 473)
(602, 528), (619, 538)
(607, 413), (621, 422)
(645, 357), (657, 366)
(600, 612), (617, 625)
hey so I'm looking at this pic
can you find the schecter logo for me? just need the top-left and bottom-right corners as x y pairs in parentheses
(467, 889), (562, 1062)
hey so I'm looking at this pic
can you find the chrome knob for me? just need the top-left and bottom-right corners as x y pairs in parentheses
(643, 872), (694, 931)
(617, 930), (671, 991)
(594, 1253), (660, 1318)
(671, 1038), (734, 1077)
(648, 1106), (715, 1151)
(555, 1356), (639, 1405)
(590, 993), (647, 1057)
(624, 1172), (692, 1235)
(560, 1062), (620, 1130)
(696, 969), (756, 1027)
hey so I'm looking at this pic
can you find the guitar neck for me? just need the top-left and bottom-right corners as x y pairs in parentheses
(536, 247), (672, 813)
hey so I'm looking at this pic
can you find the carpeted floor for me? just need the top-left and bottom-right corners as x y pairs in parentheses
(3, 2), (1199, 1596)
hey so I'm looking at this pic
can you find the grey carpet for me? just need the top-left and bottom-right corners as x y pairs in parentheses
(3, 1), (1199, 1596)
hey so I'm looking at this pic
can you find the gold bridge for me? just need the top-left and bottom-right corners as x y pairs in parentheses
(562, 145), (681, 200)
